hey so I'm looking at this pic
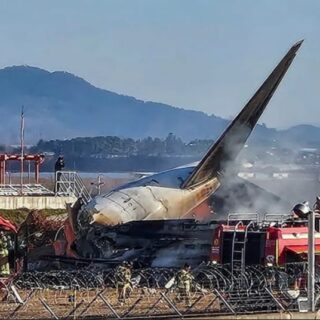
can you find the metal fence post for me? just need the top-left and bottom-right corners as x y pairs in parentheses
(308, 210), (315, 312)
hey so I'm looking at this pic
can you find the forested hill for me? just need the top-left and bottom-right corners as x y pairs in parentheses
(31, 134), (213, 157)
(1, 65), (319, 147)
(0, 65), (276, 144)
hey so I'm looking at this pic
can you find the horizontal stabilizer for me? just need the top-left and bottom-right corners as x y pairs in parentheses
(182, 40), (303, 188)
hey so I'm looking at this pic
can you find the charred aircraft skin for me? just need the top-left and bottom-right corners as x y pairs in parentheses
(76, 41), (303, 232)
(76, 219), (217, 267)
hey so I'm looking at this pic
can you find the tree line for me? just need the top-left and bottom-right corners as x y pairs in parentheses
(30, 134), (214, 158)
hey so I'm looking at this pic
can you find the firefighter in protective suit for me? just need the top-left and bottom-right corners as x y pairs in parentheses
(0, 231), (9, 276)
(176, 263), (193, 307)
(115, 261), (133, 302)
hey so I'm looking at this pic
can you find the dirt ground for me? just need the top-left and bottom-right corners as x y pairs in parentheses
(0, 287), (221, 319)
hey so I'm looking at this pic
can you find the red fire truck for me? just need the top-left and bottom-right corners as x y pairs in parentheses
(211, 213), (320, 269)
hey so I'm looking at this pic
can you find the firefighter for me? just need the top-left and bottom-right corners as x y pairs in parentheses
(314, 196), (320, 213)
(0, 231), (10, 276)
(266, 263), (276, 289)
(115, 261), (133, 303)
(176, 263), (193, 307)
(54, 155), (65, 192)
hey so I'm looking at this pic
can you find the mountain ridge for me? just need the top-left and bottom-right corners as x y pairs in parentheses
(0, 65), (317, 147)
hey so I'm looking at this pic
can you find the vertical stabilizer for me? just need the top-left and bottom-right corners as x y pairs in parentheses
(182, 40), (303, 188)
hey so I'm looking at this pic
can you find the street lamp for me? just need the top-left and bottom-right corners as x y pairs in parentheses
(292, 201), (315, 312)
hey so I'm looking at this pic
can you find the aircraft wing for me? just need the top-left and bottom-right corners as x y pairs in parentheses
(182, 40), (303, 189)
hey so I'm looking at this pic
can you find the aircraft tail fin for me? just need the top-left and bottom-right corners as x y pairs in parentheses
(182, 40), (303, 189)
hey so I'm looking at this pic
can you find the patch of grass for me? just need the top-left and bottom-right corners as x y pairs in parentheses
(38, 209), (67, 217)
(0, 209), (67, 226)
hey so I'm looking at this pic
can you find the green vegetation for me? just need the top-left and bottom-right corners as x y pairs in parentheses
(0, 209), (66, 226)
(30, 134), (213, 158)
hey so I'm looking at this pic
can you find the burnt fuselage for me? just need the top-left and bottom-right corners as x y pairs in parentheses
(75, 219), (217, 267)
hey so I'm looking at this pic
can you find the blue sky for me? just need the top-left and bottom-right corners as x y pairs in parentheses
(0, 0), (319, 128)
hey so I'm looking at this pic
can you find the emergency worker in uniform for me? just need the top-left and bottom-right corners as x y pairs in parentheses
(0, 231), (10, 276)
(115, 261), (133, 302)
(176, 263), (193, 307)
(265, 263), (276, 289)
(314, 196), (320, 214)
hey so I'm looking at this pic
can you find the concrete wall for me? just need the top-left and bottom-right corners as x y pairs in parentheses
(0, 196), (77, 210)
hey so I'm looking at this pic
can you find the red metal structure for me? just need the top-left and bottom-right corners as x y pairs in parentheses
(0, 154), (45, 184)
(0, 215), (16, 233)
(211, 217), (320, 267)
(265, 226), (320, 265)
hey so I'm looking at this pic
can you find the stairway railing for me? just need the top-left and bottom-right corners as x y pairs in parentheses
(55, 171), (92, 204)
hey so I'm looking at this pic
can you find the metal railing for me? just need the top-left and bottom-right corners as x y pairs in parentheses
(227, 213), (259, 225)
(0, 184), (54, 196)
(55, 171), (91, 204)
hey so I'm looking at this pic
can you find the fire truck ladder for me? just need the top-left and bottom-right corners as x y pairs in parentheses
(231, 220), (254, 275)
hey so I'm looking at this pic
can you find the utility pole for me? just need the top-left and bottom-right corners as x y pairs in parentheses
(308, 209), (315, 312)
(98, 174), (103, 195)
(293, 201), (316, 312)
(20, 106), (25, 194)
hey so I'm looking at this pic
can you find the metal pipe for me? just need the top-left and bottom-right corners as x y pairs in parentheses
(1, 160), (5, 184)
(28, 160), (31, 184)
(20, 107), (24, 194)
(308, 209), (315, 312)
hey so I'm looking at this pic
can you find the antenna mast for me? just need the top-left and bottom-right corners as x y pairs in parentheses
(20, 106), (24, 193)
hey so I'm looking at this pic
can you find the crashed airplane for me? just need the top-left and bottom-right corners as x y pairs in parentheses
(76, 40), (303, 229)
(40, 41), (303, 268)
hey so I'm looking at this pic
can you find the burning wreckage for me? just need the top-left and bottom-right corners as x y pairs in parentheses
(32, 41), (303, 269)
